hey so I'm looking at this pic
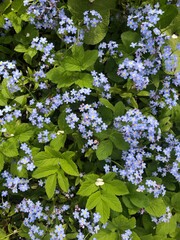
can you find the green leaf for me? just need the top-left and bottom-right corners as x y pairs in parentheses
(112, 215), (136, 231)
(62, 56), (82, 71)
(121, 31), (140, 53)
(114, 101), (125, 117)
(102, 179), (129, 196)
(0, 0), (12, 14)
(145, 198), (166, 217)
(32, 166), (58, 179)
(6, 12), (22, 33)
(57, 169), (69, 192)
(59, 158), (79, 176)
(82, 50), (98, 70)
(77, 181), (98, 196)
(171, 192), (180, 212)
(86, 191), (101, 209)
(14, 123), (34, 142)
(91, 229), (118, 240)
(137, 91), (150, 96)
(11, 0), (24, 12)
(0, 228), (9, 240)
(96, 139), (113, 160)
(0, 153), (5, 172)
(109, 131), (129, 150)
(129, 192), (149, 208)
(101, 190), (122, 212)
(45, 174), (57, 199)
(14, 44), (27, 53)
(1, 138), (18, 157)
(50, 134), (66, 151)
(99, 98), (114, 111)
(159, 5), (178, 29)
(96, 198), (110, 223)
(156, 215), (177, 236)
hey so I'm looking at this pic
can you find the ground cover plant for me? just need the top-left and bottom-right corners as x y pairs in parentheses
(0, 0), (180, 239)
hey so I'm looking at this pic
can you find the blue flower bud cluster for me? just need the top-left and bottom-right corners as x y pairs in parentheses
(91, 71), (111, 99)
(83, 10), (102, 30)
(0, 61), (22, 93)
(98, 41), (123, 62)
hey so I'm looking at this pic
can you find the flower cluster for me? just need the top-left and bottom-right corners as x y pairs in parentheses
(151, 207), (172, 224)
(83, 10), (102, 30)
(17, 143), (35, 171)
(117, 4), (167, 90)
(0, 60), (22, 93)
(73, 206), (101, 239)
(66, 102), (107, 151)
(58, 9), (84, 45)
(0, 105), (21, 127)
(114, 109), (161, 147)
(3, 18), (12, 30)
(24, 0), (59, 30)
(1, 171), (30, 193)
(137, 179), (166, 198)
(91, 71), (111, 99)
(98, 41), (123, 62)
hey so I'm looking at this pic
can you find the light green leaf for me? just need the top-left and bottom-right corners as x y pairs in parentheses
(57, 169), (69, 192)
(145, 198), (166, 217)
(171, 192), (180, 212)
(77, 181), (98, 196)
(0, 153), (5, 172)
(45, 174), (57, 199)
(96, 198), (110, 223)
(102, 179), (129, 196)
(156, 215), (177, 235)
(14, 44), (27, 53)
(91, 229), (118, 240)
(6, 12), (22, 33)
(14, 123), (34, 142)
(130, 192), (149, 208)
(59, 158), (79, 176)
(32, 166), (58, 179)
(112, 214), (136, 231)
(1, 138), (18, 157)
(96, 139), (113, 160)
(50, 134), (66, 151)
(86, 191), (101, 209)
(101, 190), (122, 212)
(99, 98), (114, 111)
(62, 56), (82, 71)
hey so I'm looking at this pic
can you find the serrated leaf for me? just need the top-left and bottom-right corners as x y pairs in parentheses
(91, 229), (118, 240)
(50, 134), (66, 151)
(62, 56), (82, 71)
(45, 174), (57, 199)
(59, 158), (79, 176)
(96, 198), (110, 223)
(112, 214), (136, 231)
(77, 181), (98, 196)
(57, 169), (69, 192)
(14, 123), (34, 142)
(96, 140), (113, 160)
(102, 180), (129, 196)
(86, 191), (101, 209)
(101, 190), (122, 212)
(32, 166), (58, 179)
